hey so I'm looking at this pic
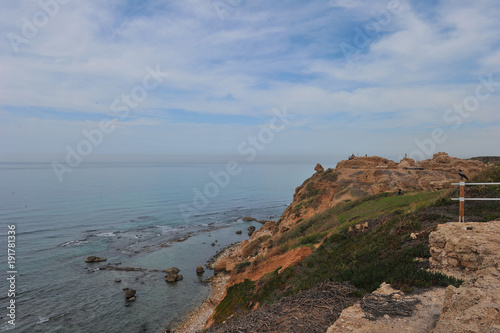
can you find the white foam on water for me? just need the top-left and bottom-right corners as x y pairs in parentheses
(96, 232), (116, 237)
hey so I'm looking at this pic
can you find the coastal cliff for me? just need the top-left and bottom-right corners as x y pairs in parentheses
(176, 153), (500, 332)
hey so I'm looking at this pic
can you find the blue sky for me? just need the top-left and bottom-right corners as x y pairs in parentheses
(1, 0), (499, 164)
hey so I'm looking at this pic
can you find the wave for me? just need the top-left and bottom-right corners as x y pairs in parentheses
(59, 239), (89, 247)
(96, 232), (116, 237)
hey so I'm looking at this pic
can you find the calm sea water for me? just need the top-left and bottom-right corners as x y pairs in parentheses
(0, 162), (312, 333)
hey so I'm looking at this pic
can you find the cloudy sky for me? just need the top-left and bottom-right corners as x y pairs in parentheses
(1, 0), (499, 164)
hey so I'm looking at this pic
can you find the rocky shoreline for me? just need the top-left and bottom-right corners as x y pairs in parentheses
(162, 243), (242, 333)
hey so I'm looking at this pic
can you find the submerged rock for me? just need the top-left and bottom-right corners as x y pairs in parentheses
(85, 256), (107, 263)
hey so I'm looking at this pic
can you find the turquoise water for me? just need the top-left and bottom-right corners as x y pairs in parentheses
(0, 162), (312, 332)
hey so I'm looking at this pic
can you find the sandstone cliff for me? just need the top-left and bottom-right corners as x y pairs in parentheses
(204, 154), (497, 332)
(275, 152), (484, 235)
(430, 221), (500, 332)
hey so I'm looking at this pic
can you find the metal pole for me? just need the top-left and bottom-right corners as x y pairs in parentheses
(459, 181), (465, 222)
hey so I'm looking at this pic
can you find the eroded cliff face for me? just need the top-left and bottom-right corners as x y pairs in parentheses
(206, 153), (489, 330)
(262, 152), (484, 241)
(430, 221), (500, 333)
(206, 153), (500, 333)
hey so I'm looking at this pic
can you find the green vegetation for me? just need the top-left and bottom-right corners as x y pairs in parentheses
(213, 279), (255, 323)
(320, 168), (339, 182)
(234, 261), (251, 272)
(213, 164), (500, 323)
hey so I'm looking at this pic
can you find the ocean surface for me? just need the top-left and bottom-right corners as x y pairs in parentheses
(0, 162), (313, 333)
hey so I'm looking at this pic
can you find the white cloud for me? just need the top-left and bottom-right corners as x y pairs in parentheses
(1, 0), (499, 160)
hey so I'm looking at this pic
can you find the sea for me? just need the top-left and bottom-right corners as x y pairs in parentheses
(0, 162), (313, 333)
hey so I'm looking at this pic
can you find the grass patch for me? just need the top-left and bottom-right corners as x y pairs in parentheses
(234, 261), (251, 272)
(213, 279), (255, 323)
(293, 232), (327, 248)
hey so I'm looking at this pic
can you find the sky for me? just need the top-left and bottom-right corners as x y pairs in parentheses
(1, 0), (500, 165)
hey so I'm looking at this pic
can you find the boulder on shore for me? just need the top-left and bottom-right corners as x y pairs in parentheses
(248, 226), (256, 236)
(85, 256), (107, 263)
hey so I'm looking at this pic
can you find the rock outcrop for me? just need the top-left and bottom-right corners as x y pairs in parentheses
(326, 221), (500, 333)
(247, 226), (256, 236)
(196, 265), (205, 275)
(315, 163), (324, 173)
(429, 221), (500, 332)
(276, 153), (485, 234)
(326, 283), (445, 333)
(165, 267), (183, 283)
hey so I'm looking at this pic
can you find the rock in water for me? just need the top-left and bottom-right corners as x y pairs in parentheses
(165, 267), (183, 283)
(165, 274), (178, 283)
(125, 289), (136, 299)
(85, 256), (107, 263)
(236, 230), (242, 234)
(196, 265), (205, 275)
(164, 267), (180, 274)
(248, 226), (256, 236)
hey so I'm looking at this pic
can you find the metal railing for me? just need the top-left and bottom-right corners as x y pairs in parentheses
(451, 182), (500, 222)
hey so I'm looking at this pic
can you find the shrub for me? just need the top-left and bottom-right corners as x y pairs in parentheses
(213, 279), (255, 323)
(235, 261), (251, 272)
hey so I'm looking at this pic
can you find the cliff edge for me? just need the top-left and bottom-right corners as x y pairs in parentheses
(201, 154), (498, 332)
